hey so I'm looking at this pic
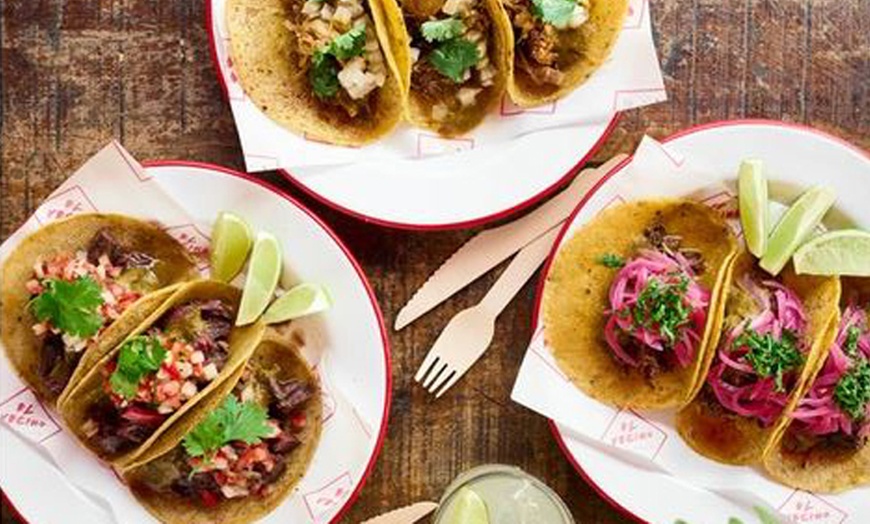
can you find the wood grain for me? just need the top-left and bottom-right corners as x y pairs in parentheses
(1, 1), (868, 522)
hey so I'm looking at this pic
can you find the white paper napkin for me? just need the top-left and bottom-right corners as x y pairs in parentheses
(511, 136), (869, 523)
(210, 0), (666, 168)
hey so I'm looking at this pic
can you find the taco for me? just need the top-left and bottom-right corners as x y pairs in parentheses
(763, 277), (870, 492)
(503, 0), (628, 106)
(1, 214), (198, 407)
(226, 0), (406, 146)
(543, 200), (739, 409)
(121, 332), (322, 523)
(393, 0), (512, 135)
(676, 252), (841, 465)
(59, 281), (266, 467)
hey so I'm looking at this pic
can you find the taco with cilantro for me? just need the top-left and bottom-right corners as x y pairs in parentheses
(543, 200), (739, 409)
(226, 0), (406, 145)
(503, 0), (628, 106)
(59, 280), (266, 467)
(763, 277), (869, 492)
(388, 0), (512, 135)
(1, 213), (198, 408)
(120, 332), (321, 523)
(676, 252), (840, 465)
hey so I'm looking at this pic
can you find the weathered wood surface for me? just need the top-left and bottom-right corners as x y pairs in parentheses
(1, 0), (867, 522)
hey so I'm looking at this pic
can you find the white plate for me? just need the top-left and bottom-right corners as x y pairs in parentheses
(1, 162), (391, 524)
(205, 3), (620, 230)
(539, 120), (870, 524)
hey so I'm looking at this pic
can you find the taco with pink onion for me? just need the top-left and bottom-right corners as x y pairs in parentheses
(543, 199), (739, 409)
(676, 252), (840, 465)
(762, 277), (870, 492)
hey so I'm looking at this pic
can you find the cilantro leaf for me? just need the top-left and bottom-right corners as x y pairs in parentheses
(109, 336), (167, 399)
(183, 396), (273, 458)
(834, 359), (870, 420)
(428, 38), (480, 83)
(598, 253), (626, 269)
(630, 275), (691, 346)
(327, 23), (367, 61)
(844, 325), (862, 357)
(531, 0), (578, 29)
(31, 277), (105, 338)
(739, 329), (803, 392)
(310, 51), (340, 99)
(421, 18), (465, 43)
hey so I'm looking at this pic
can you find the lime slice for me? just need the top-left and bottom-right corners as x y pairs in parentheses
(793, 229), (870, 276)
(262, 283), (332, 324)
(442, 487), (490, 524)
(236, 232), (282, 326)
(210, 212), (253, 282)
(759, 186), (835, 276)
(738, 159), (768, 258)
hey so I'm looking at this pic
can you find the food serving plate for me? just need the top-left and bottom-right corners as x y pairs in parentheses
(0, 162), (391, 524)
(537, 120), (870, 524)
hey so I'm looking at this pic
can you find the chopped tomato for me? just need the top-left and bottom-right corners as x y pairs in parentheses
(291, 412), (307, 430)
(199, 490), (220, 508)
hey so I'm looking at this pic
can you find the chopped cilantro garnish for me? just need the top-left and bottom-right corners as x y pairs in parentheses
(182, 396), (273, 458)
(326, 23), (367, 60)
(738, 329), (803, 392)
(631, 275), (691, 346)
(844, 325), (862, 357)
(421, 18), (465, 43)
(598, 253), (626, 269)
(429, 38), (480, 83)
(310, 51), (340, 99)
(834, 359), (870, 420)
(531, 0), (578, 29)
(109, 336), (167, 399)
(31, 276), (105, 338)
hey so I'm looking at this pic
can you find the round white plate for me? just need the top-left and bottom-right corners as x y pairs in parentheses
(1, 162), (391, 524)
(539, 120), (870, 524)
(205, 3), (619, 230)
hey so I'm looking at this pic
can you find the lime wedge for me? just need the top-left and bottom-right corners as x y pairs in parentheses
(793, 229), (870, 276)
(442, 487), (490, 524)
(210, 212), (253, 282)
(262, 283), (332, 324)
(236, 232), (282, 326)
(759, 186), (835, 276)
(738, 159), (768, 258)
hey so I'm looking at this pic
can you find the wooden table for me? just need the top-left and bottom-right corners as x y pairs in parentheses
(1, 1), (867, 522)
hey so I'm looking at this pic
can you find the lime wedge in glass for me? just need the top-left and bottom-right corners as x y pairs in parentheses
(210, 211), (253, 282)
(441, 487), (490, 524)
(759, 186), (835, 276)
(262, 283), (332, 324)
(236, 232), (282, 326)
(793, 229), (870, 276)
(738, 159), (769, 258)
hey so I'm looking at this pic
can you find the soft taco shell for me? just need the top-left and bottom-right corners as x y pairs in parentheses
(226, 0), (406, 146)
(506, 0), (629, 107)
(121, 331), (323, 524)
(1, 213), (198, 407)
(676, 252), (841, 465)
(394, 0), (513, 135)
(762, 277), (870, 492)
(543, 199), (738, 409)
(58, 280), (266, 468)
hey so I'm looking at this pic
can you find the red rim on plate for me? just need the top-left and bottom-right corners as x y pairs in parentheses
(532, 119), (868, 524)
(1, 161), (393, 524)
(205, 1), (622, 231)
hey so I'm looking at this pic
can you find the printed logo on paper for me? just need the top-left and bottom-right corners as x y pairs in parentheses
(601, 409), (666, 459)
(0, 389), (61, 444)
(164, 224), (211, 271)
(35, 186), (98, 225)
(304, 472), (353, 521)
(224, 53), (248, 101)
(778, 491), (847, 524)
(500, 95), (557, 117)
(417, 134), (474, 156)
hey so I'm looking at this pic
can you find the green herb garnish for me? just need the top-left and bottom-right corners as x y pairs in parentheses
(182, 396), (273, 458)
(109, 336), (167, 399)
(739, 329), (803, 392)
(834, 359), (870, 420)
(631, 275), (691, 346)
(309, 23), (367, 98)
(844, 325), (862, 357)
(326, 23), (367, 60)
(31, 276), (105, 338)
(598, 253), (626, 269)
(429, 38), (480, 83)
(421, 18), (465, 43)
(531, 0), (578, 29)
